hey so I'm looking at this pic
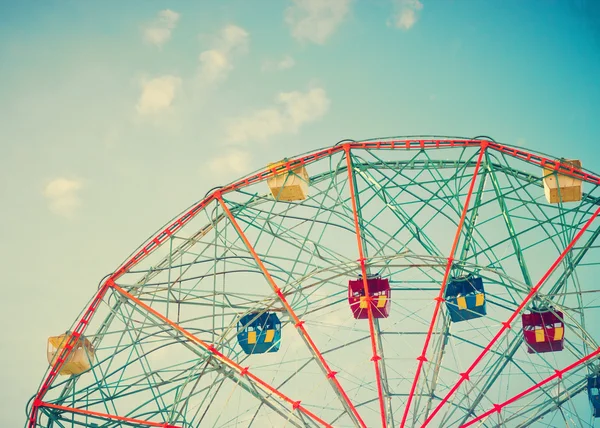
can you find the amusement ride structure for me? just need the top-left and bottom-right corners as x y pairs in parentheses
(27, 137), (600, 427)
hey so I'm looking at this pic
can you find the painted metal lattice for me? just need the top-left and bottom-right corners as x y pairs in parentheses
(27, 138), (600, 427)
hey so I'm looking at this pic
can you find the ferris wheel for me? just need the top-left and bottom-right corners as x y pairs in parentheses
(27, 137), (600, 427)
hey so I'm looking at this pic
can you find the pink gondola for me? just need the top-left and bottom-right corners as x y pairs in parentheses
(522, 309), (564, 354)
(348, 276), (391, 319)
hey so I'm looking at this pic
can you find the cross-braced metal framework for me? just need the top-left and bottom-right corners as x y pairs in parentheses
(27, 138), (600, 427)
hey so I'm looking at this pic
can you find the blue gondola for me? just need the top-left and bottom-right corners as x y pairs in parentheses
(237, 312), (281, 355)
(589, 376), (600, 417)
(445, 275), (486, 323)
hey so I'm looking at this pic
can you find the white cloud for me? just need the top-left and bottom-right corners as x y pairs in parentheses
(391, 0), (423, 30)
(136, 75), (181, 115)
(199, 50), (230, 82)
(143, 9), (180, 47)
(44, 178), (83, 218)
(227, 87), (330, 144)
(208, 150), (252, 176)
(285, 0), (350, 44)
(219, 25), (250, 51)
(262, 55), (296, 72)
(198, 25), (249, 83)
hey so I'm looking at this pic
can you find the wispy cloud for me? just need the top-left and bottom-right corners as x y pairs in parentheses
(198, 25), (249, 83)
(227, 87), (330, 144)
(44, 178), (83, 218)
(391, 0), (423, 30)
(208, 149), (252, 177)
(136, 75), (182, 115)
(262, 55), (296, 72)
(143, 9), (180, 48)
(285, 0), (350, 44)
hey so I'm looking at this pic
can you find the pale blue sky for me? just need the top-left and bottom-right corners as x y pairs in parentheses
(1, 0), (599, 426)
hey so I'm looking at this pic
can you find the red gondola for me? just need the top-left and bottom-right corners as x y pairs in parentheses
(522, 309), (564, 354)
(348, 275), (390, 319)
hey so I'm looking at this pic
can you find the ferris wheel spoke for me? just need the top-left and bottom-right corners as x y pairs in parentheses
(452, 226), (600, 426)
(62, 300), (288, 426)
(356, 157), (506, 297)
(417, 162), (491, 424)
(444, 167), (595, 423)
(422, 205), (600, 427)
(360, 157), (503, 300)
(400, 143), (487, 427)
(77, 296), (175, 419)
(439, 346), (556, 426)
(106, 281), (334, 427)
(343, 146), (390, 427)
(216, 194), (367, 428)
(441, 162), (538, 299)
(439, 335), (519, 426)
(442, 322), (583, 424)
(461, 346), (600, 427)
(194, 355), (308, 426)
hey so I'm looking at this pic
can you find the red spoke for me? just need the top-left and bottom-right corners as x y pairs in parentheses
(461, 347), (600, 427)
(217, 194), (367, 428)
(401, 144), (488, 428)
(422, 205), (600, 427)
(36, 401), (181, 427)
(110, 282), (333, 427)
(344, 145), (388, 427)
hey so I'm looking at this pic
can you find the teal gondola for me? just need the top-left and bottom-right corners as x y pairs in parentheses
(445, 275), (486, 323)
(237, 312), (281, 355)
